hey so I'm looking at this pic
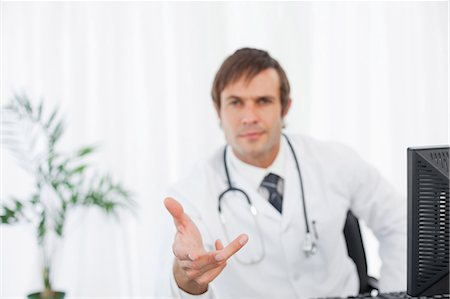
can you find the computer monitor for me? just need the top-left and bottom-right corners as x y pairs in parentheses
(407, 146), (449, 297)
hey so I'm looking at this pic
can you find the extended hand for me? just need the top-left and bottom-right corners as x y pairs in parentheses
(164, 197), (248, 295)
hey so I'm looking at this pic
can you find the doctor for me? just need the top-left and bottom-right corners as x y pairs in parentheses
(163, 48), (406, 298)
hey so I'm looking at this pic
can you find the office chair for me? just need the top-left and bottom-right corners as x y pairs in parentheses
(343, 210), (379, 294)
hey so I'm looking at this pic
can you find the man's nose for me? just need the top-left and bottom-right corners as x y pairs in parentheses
(241, 104), (258, 125)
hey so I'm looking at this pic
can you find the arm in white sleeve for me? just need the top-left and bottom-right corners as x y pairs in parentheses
(347, 150), (407, 292)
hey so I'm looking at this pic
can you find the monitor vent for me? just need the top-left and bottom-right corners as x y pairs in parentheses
(428, 151), (449, 176)
(415, 157), (450, 289)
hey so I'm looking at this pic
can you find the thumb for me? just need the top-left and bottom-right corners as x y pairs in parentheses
(215, 239), (224, 250)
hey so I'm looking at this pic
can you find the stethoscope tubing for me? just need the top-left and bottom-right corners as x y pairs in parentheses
(282, 134), (312, 234)
(218, 134), (315, 254)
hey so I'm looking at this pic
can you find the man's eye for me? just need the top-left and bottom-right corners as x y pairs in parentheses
(230, 100), (241, 106)
(257, 98), (271, 104)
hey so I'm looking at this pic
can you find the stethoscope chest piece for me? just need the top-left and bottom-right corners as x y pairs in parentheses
(302, 233), (318, 257)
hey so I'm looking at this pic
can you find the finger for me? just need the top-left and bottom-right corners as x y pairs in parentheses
(196, 258), (227, 274)
(164, 197), (187, 227)
(214, 234), (248, 262)
(178, 251), (221, 270)
(178, 258), (223, 270)
(172, 250), (199, 262)
(177, 236), (240, 270)
(195, 262), (227, 286)
(215, 239), (224, 250)
(181, 235), (245, 268)
(179, 256), (227, 280)
(186, 259), (227, 280)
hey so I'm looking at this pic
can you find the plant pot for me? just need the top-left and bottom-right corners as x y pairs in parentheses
(27, 291), (65, 299)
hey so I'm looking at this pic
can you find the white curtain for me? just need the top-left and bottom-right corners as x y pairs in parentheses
(1, 2), (448, 297)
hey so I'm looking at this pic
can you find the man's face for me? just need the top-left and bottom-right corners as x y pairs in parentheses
(217, 68), (291, 167)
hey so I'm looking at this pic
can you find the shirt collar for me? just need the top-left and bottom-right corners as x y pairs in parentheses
(228, 137), (286, 191)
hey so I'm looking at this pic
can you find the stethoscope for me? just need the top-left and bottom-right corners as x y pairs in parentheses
(218, 133), (318, 265)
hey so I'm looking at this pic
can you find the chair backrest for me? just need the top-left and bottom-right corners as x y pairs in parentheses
(343, 210), (376, 294)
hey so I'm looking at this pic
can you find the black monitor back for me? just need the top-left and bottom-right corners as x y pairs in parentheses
(407, 146), (449, 297)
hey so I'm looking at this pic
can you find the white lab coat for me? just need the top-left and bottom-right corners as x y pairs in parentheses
(158, 134), (406, 299)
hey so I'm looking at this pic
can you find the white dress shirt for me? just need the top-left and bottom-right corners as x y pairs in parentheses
(229, 141), (286, 202)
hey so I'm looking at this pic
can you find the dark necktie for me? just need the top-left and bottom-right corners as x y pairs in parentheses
(261, 173), (283, 213)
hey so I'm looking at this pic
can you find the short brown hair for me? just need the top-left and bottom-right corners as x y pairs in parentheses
(211, 48), (291, 114)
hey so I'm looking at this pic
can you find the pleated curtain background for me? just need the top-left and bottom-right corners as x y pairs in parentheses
(1, 1), (448, 297)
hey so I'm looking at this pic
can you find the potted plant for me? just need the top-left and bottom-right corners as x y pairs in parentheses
(1, 95), (135, 299)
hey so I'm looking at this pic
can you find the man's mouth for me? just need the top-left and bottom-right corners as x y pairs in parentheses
(239, 131), (264, 139)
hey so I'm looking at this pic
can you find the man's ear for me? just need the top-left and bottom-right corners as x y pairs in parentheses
(282, 98), (292, 117)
